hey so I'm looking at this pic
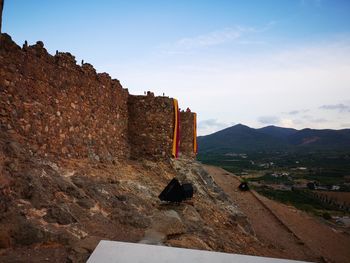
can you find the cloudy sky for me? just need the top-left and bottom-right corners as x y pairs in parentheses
(3, 0), (350, 135)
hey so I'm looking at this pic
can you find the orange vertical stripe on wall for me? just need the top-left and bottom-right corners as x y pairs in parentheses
(176, 107), (180, 158)
(193, 113), (197, 154)
(172, 99), (179, 158)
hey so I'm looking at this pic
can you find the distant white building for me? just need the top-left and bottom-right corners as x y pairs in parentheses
(331, 185), (340, 191)
(271, 172), (290, 178)
(297, 167), (307, 170)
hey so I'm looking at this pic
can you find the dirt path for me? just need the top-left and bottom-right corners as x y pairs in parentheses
(258, 193), (350, 263)
(204, 165), (336, 263)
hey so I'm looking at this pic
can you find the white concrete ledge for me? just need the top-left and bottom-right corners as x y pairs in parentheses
(87, 240), (311, 263)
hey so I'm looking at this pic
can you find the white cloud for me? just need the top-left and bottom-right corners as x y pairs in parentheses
(110, 33), (350, 132)
(198, 118), (234, 136)
(288, 110), (299, 115)
(159, 26), (257, 54)
(279, 118), (295, 128)
(258, 116), (280, 124)
(341, 123), (350, 128)
(282, 109), (310, 116)
(311, 118), (328, 123)
(320, 103), (350, 112)
(176, 28), (241, 48)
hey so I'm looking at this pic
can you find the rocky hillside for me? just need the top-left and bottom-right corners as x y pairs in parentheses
(0, 131), (267, 262)
(198, 124), (350, 153)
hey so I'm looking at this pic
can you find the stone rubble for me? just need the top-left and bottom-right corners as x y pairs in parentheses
(0, 133), (261, 262)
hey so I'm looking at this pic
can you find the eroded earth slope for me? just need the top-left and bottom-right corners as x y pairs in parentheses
(0, 131), (264, 262)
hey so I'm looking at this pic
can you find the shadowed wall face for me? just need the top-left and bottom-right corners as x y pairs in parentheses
(180, 112), (196, 158)
(128, 95), (175, 160)
(0, 35), (130, 161)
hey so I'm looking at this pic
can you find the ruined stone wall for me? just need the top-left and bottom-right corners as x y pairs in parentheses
(180, 112), (195, 158)
(0, 32), (197, 161)
(128, 94), (175, 159)
(0, 34), (130, 161)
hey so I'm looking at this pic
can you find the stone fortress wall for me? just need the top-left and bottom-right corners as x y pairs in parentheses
(180, 111), (197, 158)
(128, 94), (175, 160)
(0, 33), (197, 161)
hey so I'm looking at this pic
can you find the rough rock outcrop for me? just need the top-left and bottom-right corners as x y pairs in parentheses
(0, 132), (260, 262)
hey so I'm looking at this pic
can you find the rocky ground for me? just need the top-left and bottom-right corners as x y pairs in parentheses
(209, 165), (350, 263)
(4, 129), (348, 262)
(0, 131), (262, 262)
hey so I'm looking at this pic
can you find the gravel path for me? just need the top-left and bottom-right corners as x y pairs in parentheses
(204, 165), (324, 262)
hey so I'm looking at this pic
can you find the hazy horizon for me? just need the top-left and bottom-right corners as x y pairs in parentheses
(3, 0), (350, 135)
(198, 122), (350, 137)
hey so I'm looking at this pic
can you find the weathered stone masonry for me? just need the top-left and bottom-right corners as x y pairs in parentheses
(180, 111), (196, 158)
(0, 35), (129, 161)
(0, 33), (197, 160)
(128, 94), (175, 160)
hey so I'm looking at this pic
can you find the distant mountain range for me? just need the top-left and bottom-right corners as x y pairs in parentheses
(197, 124), (350, 153)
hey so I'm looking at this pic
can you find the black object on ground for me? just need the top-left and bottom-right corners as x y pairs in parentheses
(158, 178), (193, 202)
(238, 182), (249, 191)
(181, 183), (194, 200)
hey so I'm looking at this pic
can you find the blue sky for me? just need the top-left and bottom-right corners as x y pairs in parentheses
(3, 0), (350, 135)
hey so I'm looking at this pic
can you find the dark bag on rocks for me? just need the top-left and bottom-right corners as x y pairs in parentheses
(159, 178), (193, 202)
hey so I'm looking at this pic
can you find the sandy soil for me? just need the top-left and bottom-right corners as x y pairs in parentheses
(205, 165), (350, 263)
